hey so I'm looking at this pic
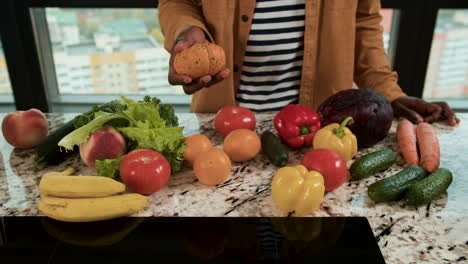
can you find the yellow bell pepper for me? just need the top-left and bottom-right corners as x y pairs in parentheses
(271, 165), (325, 216)
(313, 116), (357, 161)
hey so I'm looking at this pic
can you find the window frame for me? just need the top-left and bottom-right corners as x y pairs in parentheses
(0, 0), (49, 111)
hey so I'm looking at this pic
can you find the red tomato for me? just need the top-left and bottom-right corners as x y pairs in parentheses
(301, 149), (348, 192)
(120, 149), (171, 195)
(214, 106), (256, 137)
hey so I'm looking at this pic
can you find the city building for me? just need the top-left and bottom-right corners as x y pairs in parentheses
(47, 8), (80, 45)
(98, 18), (148, 39)
(53, 35), (180, 95)
(381, 9), (393, 52)
(424, 10), (468, 99)
(45, 11), (183, 95)
(0, 46), (11, 93)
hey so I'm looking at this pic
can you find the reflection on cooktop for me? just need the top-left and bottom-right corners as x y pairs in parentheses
(0, 217), (385, 263)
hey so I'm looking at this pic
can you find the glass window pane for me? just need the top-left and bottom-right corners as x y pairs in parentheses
(0, 38), (14, 105)
(380, 8), (395, 53)
(45, 8), (185, 96)
(424, 9), (468, 100)
(0, 40), (12, 94)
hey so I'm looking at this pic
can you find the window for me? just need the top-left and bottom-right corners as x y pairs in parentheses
(0, 41), (12, 94)
(44, 8), (185, 96)
(0, 38), (14, 106)
(380, 9), (396, 54)
(423, 9), (468, 101)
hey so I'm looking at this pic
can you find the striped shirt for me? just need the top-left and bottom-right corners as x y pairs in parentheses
(237, 0), (305, 112)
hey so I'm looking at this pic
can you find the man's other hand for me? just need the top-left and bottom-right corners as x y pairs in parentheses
(392, 96), (460, 126)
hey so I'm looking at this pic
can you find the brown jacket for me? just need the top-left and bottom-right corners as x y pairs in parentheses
(158, 0), (406, 113)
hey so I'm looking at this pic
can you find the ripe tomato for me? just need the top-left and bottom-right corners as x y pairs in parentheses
(120, 149), (171, 195)
(214, 106), (256, 137)
(301, 149), (348, 192)
(194, 148), (231, 185)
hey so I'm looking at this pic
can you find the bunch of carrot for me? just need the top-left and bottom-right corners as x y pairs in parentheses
(397, 120), (440, 172)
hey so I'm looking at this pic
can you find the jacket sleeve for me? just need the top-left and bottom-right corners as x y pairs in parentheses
(158, 0), (214, 52)
(354, 0), (406, 101)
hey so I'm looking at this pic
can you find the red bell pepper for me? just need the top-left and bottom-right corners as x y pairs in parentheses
(273, 104), (321, 148)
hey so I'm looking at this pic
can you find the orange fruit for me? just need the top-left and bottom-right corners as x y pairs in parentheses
(194, 148), (231, 185)
(184, 134), (213, 168)
(223, 129), (261, 162)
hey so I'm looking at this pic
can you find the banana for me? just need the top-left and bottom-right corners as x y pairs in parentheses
(40, 174), (125, 198)
(38, 194), (148, 222)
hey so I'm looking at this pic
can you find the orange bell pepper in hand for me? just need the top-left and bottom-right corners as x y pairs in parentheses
(271, 165), (325, 216)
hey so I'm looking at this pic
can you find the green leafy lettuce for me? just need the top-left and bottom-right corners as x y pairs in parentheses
(58, 96), (185, 177)
(118, 127), (185, 172)
(58, 112), (127, 151)
(95, 156), (125, 181)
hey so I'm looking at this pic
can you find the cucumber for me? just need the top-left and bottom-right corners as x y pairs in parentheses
(368, 166), (426, 202)
(405, 168), (453, 206)
(34, 119), (77, 165)
(261, 131), (288, 167)
(350, 149), (397, 180)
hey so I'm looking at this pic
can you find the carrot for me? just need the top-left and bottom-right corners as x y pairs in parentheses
(416, 122), (440, 172)
(397, 120), (419, 166)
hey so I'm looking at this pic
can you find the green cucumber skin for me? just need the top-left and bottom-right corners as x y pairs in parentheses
(35, 119), (77, 165)
(350, 149), (397, 180)
(368, 166), (426, 202)
(261, 131), (288, 167)
(405, 168), (453, 206)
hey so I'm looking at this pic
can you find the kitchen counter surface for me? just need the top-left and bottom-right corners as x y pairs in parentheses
(0, 113), (467, 263)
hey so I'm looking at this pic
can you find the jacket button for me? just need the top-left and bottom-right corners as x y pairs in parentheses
(233, 65), (239, 72)
(242, 15), (249, 22)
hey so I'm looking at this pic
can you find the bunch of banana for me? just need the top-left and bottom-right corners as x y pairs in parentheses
(38, 168), (148, 222)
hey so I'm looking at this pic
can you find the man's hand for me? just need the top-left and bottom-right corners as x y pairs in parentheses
(391, 96), (460, 126)
(168, 26), (230, 95)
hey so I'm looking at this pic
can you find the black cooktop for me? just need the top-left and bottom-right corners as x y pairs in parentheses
(0, 217), (385, 263)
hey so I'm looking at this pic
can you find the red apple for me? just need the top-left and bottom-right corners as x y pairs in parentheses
(1, 108), (48, 148)
(79, 125), (126, 168)
(214, 106), (256, 137)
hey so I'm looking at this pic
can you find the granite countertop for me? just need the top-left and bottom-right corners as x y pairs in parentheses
(0, 112), (467, 263)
